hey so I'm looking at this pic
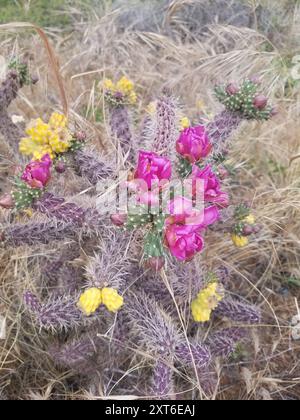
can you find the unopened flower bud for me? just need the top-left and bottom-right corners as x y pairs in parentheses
(249, 75), (261, 85)
(218, 165), (229, 180)
(145, 256), (165, 272)
(0, 193), (15, 209)
(75, 131), (87, 142)
(253, 224), (263, 234)
(55, 161), (66, 174)
(111, 213), (127, 227)
(242, 225), (253, 236)
(31, 75), (39, 85)
(253, 95), (268, 110)
(271, 107), (279, 117)
(226, 83), (239, 96)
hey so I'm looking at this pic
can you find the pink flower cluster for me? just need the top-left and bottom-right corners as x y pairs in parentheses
(21, 154), (52, 189)
(121, 124), (229, 262)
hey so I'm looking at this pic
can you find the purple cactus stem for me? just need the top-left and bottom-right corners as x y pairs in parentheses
(110, 105), (135, 164)
(207, 110), (242, 153)
(1, 221), (77, 247)
(175, 342), (211, 368)
(152, 93), (178, 156)
(207, 328), (247, 358)
(49, 336), (97, 374)
(24, 291), (83, 332)
(127, 291), (182, 357)
(215, 298), (261, 324)
(24, 291), (42, 313)
(0, 69), (27, 156)
(151, 361), (173, 400)
(74, 148), (114, 185)
(33, 193), (105, 232)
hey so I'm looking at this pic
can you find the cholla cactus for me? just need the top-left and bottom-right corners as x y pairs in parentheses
(151, 92), (179, 156)
(127, 291), (182, 357)
(0, 61), (34, 155)
(1, 221), (77, 247)
(74, 148), (114, 185)
(104, 77), (136, 164)
(215, 298), (261, 324)
(208, 78), (275, 154)
(24, 291), (83, 332)
(33, 193), (106, 232)
(151, 361), (174, 400)
(207, 328), (246, 358)
(85, 232), (133, 291)
(49, 335), (98, 374)
(175, 342), (211, 368)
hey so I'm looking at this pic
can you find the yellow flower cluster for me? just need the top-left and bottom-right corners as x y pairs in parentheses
(232, 214), (256, 248)
(78, 287), (124, 316)
(19, 113), (72, 160)
(180, 116), (191, 130)
(191, 282), (224, 323)
(103, 76), (137, 105)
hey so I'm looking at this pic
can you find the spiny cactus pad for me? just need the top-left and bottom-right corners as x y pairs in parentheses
(215, 79), (273, 120)
(12, 179), (42, 210)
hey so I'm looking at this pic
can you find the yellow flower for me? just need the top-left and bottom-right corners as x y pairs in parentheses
(146, 101), (157, 115)
(180, 117), (190, 130)
(19, 113), (72, 160)
(103, 78), (115, 91)
(231, 234), (249, 248)
(243, 214), (255, 225)
(102, 288), (124, 313)
(191, 282), (224, 323)
(104, 76), (137, 105)
(116, 76), (134, 95)
(77, 288), (103, 316)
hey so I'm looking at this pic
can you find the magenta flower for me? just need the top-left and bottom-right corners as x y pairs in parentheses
(164, 204), (219, 261)
(176, 126), (212, 163)
(21, 154), (52, 189)
(192, 164), (229, 208)
(134, 151), (172, 190)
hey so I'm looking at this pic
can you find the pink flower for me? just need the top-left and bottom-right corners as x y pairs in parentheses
(192, 164), (229, 208)
(165, 204), (219, 261)
(21, 154), (52, 189)
(176, 126), (212, 163)
(134, 151), (172, 190)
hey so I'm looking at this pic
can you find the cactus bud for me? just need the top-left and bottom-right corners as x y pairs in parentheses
(249, 75), (261, 85)
(55, 161), (66, 174)
(0, 193), (15, 209)
(75, 131), (87, 142)
(145, 256), (165, 272)
(253, 224), (263, 234)
(111, 213), (128, 227)
(226, 83), (239, 96)
(218, 165), (229, 180)
(242, 225), (253, 236)
(253, 95), (268, 110)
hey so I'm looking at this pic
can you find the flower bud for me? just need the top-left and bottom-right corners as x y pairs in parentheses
(75, 131), (87, 142)
(218, 165), (229, 180)
(242, 225), (253, 236)
(253, 95), (268, 110)
(55, 161), (66, 174)
(145, 256), (165, 272)
(253, 224), (263, 234)
(249, 75), (261, 85)
(31, 75), (39, 85)
(0, 193), (15, 209)
(226, 83), (239, 96)
(111, 213), (127, 227)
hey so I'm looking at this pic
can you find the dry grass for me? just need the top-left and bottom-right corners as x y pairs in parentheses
(0, 0), (300, 400)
